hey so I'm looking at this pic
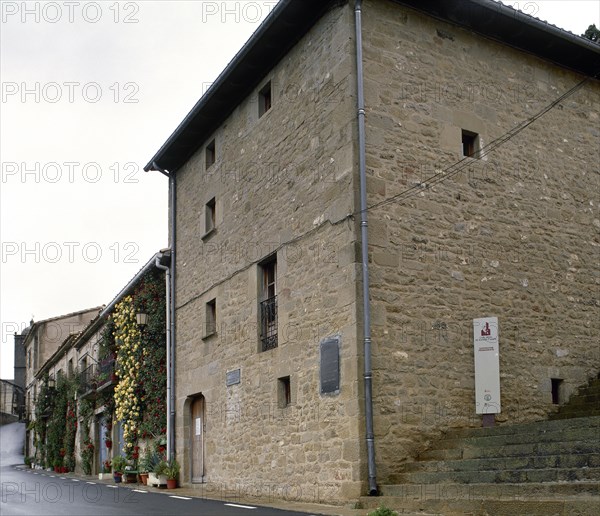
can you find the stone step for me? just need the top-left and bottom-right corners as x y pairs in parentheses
(391, 467), (600, 485)
(443, 415), (600, 440)
(550, 410), (600, 419)
(564, 394), (600, 406)
(433, 425), (598, 450)
(401, 453), (600, 473)
(359, 495), (600, 516)
(420, 439), (600, 461)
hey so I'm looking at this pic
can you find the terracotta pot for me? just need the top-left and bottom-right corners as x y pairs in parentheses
(139, 473), (148, 485)
(166, 479), (177, 489)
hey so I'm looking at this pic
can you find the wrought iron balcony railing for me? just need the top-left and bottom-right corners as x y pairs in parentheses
(260, 295), (278, 351)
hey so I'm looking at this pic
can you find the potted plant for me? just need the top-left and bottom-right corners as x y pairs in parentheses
(111, 455), (127, 483)
(149, 460), (168, 487)
(137, 453), (150, 485)
(99, 459), (112, 480)
(163, 459), (180, 489)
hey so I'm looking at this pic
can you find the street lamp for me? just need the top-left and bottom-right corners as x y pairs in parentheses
(136, 312), (148, 328)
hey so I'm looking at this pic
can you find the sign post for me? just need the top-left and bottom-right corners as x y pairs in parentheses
(473, 317), (501, 425)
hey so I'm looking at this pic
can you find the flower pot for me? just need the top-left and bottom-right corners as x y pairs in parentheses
(113, 472), (122, 483)
(148, 472), (167, 487)
(54, 466), (60, 473)
(139, 473), (148, 485)
(166, 479), (177, 489)
(125, 473), (137, 484)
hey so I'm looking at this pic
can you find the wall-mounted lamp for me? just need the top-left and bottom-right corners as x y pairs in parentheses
(47, 377), (55, 389)
(136, 312), (148, 327)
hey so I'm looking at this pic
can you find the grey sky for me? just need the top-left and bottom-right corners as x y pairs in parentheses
(1, 0), (598, 379)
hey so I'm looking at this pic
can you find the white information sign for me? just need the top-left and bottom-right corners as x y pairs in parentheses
(473, 317), (501, 414)
(195, 417), (202, 436)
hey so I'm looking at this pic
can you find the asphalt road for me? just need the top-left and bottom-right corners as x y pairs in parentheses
(0, 422), (324, 516)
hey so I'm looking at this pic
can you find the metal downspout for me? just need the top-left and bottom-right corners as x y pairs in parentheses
(150, 161), (176, 462)
(168, 172), (176, 461)
(355, 0), (377, 496)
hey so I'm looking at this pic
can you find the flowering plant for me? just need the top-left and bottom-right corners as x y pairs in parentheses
(81, 439), (94, 475)
(113, 296), (143, 456)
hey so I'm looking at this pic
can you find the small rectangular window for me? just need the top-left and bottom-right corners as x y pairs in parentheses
(68, 359), (73, 377)
(462, 129), (480, 158)
(278, 376), (291, 408)
(551, 378), (563, 405)
(205, 299), (216, 338)
(205, 139), (216, 169)
(259, 81), (272, 118)
(205, 197), (216, 235)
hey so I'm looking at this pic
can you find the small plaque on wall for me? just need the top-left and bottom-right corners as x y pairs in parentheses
(226, 369), (241, 387)
(320, 335), (340, 395)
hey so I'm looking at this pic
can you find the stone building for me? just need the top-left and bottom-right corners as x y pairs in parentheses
(145, 0), (600, 504)
(21, 308), (101, 455)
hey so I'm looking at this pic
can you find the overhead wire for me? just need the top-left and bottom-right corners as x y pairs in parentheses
(356, 73), (597, 216)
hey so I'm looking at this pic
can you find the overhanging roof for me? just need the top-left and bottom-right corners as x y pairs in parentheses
(145, 0), (600, 175)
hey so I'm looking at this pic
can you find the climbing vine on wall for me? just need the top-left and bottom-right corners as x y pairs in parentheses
(134, 272), (167, 440)
(113, 295), (142, 456)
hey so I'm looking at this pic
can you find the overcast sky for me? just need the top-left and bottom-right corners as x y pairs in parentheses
(1, 0), (598, 380)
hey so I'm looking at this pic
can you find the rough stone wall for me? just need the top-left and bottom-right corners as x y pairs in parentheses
(174, 4), (365, 503)
(361, 0), (600, 482)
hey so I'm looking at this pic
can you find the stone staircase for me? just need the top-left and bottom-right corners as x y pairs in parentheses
(549, 376), (600, 420)
(360, 375), (600, 515)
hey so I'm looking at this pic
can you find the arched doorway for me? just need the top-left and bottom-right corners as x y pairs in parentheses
(190, 395), (205, 483)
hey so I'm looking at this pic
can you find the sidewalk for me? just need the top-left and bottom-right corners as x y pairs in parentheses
(19, 465), (367, 516)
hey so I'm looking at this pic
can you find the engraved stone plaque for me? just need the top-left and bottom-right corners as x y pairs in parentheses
(226, 368), (241, 387)
(320, 335), (340, 395)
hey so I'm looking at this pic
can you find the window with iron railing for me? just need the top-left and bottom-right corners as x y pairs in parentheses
(259, 257), (277, 351)
(260, 295), (278, 351)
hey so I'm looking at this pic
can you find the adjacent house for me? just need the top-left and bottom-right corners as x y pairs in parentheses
(22, 251), (170, 476)
(153, 0), (597, 504)
(21, 307), (101, 456)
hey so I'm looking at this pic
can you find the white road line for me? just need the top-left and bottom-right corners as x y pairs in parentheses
(107, 485), (118, 489)
(86, 482), (96, 485)
(224, 503), (257, 509)
(132, 489), (147, 493)
(71, 479), (80, 482)
(169, 495), (192, 500)
(49, 475), (56, 478)
(59, 477), (66, 479)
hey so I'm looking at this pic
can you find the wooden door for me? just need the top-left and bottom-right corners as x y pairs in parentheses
(191, 396), (204, 483)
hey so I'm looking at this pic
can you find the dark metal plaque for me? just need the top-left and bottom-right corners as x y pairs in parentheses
(226, 369), (241, 387)
(320, 335), (340, 395)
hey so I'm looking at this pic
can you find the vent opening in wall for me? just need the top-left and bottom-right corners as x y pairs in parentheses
(205, 197), (216, 235)
(258, 81), (272, 118)
(205, 139), (216, 169)
(551, 378), (563, 405)
(204, 298), (216, 338)
(462, 129), (480, 158)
